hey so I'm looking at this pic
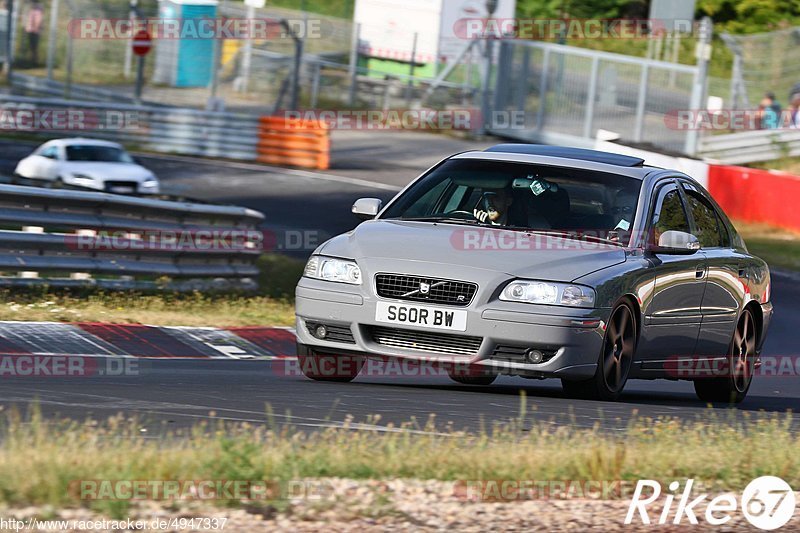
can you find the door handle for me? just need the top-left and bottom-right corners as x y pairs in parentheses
(695, 265), (707, 279)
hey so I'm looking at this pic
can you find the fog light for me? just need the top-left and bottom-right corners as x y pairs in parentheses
(314, 324), (328, 339)
(525, 349), (544, 364)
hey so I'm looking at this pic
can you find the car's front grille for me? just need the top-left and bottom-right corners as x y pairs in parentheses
(369, 326), (482, 356)
(375, 273), (477, 307)
(104, 181), (138, 193)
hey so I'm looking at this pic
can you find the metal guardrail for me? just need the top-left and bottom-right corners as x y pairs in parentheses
(11, 73), (145, 105)
(0, 93), (260, 161)
(698, 129), (800, 165)
(0, 183), (265, 291)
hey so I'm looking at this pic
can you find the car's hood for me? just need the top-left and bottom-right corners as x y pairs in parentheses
(319, 220), (627, 282)
(60, 162), (153, 181)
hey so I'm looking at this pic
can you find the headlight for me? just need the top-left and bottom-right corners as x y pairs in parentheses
(70, 174), (97, 186)
(304, 255), (362, 285)
(500, 280), (595, 308)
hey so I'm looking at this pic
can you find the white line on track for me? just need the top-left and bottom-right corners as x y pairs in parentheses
(136, 152), (403, 192)
(7, 388), (452, 435)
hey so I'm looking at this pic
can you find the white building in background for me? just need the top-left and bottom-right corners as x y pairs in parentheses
(354, 0), (516, 66)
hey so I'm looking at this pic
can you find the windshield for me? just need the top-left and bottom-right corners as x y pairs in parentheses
(65, 145), (134, 163)
(381, 159), (642, 242)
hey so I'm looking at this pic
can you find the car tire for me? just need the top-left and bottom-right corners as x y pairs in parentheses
(447, 372), (497, 386)
(296, 343), (364, 383)
(693, 308), (756, 404)
(561, 300), (638, 401)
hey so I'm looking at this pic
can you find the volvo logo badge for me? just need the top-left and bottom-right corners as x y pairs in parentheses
(419, 282), (431, 295)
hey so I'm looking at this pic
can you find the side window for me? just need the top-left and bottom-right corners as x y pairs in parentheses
(442, 185), (468, 213)
(686, 191), (728, 248)
(403, 178), (451, 218)
(39, 146), (57, 159)
(651, 185), (690, 244)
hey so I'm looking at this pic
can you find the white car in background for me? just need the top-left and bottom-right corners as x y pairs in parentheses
(14, 138), (160, 195)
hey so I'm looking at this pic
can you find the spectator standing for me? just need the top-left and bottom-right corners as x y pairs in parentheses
(759, 92), (782, 129)
(24, 1), (44, 65)
(788, 94), (800, 129)
(789, 82), (800, 104)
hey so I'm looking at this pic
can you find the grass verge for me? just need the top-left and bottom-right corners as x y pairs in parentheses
(0, 254), (304, 327)
(0, 290), (294, 327)
(749, 157), (800, 176)
(0, 407), (796, 517)
(735, 220), (800, 272)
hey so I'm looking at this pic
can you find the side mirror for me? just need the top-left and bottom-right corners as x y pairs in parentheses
(352, 198), (382, 221)
(648, 230), (701, 255)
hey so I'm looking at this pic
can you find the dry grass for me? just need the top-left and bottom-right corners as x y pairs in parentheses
(0, 291), (295, 327)
(735, 220), (800, 271)
(0, 405), (796, 517)
(750, 157), (800, 176)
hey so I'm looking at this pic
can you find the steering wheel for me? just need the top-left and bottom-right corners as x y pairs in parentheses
(443, 209), (477, 217)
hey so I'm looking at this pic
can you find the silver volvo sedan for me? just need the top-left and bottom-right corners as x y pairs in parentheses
(295, 144), (773, 402)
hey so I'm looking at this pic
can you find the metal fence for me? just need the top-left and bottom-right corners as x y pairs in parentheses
(721, 27), (800, 110)
(0, 7), (8, 65)
(6, 0), (480, 113)
(6, 1), (735, 158)
(0, 182), (264, 291)
(0, 93), (260, 160)
(489, 38), (703, 154)
(5, 0), (355, 112)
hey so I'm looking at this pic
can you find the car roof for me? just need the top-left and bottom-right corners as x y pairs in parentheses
(452, 144), (660, 180)
(45, 138), (124, 149)
(486, 143), (645, 167)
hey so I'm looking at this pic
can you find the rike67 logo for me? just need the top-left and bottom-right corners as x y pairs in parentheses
(626, 476), (795, 530)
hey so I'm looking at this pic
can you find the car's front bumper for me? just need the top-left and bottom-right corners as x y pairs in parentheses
(295, 278), (610, 380)
(758, 300), (774, 354)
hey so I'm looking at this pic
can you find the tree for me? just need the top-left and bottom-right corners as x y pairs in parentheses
(696, 0), (800, 33)
(516, 0), (649, 20)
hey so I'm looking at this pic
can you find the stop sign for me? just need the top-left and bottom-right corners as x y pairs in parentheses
(132, 30), (152, 56)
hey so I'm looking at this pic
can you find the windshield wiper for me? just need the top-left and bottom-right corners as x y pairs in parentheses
(522, 229), (625, 247)
(392, 216), (484, 226)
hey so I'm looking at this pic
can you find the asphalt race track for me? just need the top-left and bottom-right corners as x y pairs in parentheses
(0, 141), (797, 432)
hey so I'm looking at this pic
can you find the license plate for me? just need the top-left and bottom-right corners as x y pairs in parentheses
(375, 301), (467, 331)
(110, 186), (135, 194)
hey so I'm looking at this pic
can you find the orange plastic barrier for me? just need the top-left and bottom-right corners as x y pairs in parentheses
(708, 164), (800, 231)
(257, 116), (330, 170)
